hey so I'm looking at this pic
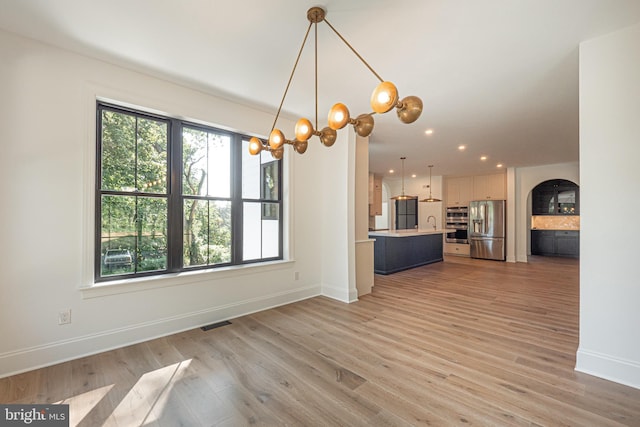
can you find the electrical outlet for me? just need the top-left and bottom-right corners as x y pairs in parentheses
(58, 309), (71, 325)
(294, 271), (300, 280)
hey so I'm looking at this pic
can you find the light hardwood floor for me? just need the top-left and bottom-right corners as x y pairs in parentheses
(2, 256), (640, 426)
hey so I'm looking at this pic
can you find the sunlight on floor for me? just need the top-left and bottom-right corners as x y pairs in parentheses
(56, 384), (113, 426)
(54, 359), (192, 426)
(106, 359), (192, 426)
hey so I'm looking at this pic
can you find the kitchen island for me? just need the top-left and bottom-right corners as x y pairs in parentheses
(368, 229), (444, 275)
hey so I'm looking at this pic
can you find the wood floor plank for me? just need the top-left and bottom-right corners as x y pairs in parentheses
(2, 255), (640, 426)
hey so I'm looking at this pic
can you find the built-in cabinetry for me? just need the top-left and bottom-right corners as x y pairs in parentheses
(368, 173), (382, 216)
(446, 176), (473, 206)
(530, 179), (580, 258)
(531, 230), (579, 258)
(473, 173), (506, 200)
(446, 173), (505, 205)
(532, 179), (579, 215)
(443, 173), (505, 256)
(443, 242), (470, 256)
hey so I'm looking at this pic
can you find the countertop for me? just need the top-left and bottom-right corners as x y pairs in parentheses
(368, 229), (445, 237)
(531, 228), (580, 231)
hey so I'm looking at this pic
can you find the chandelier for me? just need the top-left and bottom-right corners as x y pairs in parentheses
(248, 7), (423, 159)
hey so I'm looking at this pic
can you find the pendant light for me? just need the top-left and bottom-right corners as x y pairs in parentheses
(420, 165), (441, 202)
(391, 157), (417, 200)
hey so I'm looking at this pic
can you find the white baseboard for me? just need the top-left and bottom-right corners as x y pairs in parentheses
(576, 347), (640, 390)
(321, 283), (358, 303)
(0, 285), (320, 379)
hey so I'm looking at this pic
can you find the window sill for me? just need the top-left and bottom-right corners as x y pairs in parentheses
(79, 259), (295, 299)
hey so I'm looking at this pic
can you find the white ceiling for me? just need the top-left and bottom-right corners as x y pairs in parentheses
(2, 0), (640, 179)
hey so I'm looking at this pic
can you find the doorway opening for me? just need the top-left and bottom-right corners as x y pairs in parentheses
(529, 179), (580, 258)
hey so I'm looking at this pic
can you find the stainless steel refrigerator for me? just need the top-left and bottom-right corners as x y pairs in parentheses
(469, 200), (505, 260)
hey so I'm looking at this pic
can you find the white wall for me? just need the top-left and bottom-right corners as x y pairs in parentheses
(384, 175), (444, 230)
(320, 129), (358, 302)
(513, 162), (580, 262)
(577, 22), (640, 389)
(0, 29), (351, 376)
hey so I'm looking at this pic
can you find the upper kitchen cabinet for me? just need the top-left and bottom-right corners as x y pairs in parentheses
(369, 173), (383, 216)
(473, 173), (506, 200)
(446, 176), (473, 207)
(532, 179), (579, 215)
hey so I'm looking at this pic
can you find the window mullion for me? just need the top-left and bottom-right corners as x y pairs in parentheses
(231, 134), (243, 263)
(167, 120), (183, 271)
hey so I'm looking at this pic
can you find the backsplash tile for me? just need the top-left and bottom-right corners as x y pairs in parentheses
(531, 215), (580, 230)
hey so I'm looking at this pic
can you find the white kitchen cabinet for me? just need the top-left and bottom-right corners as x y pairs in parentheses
(444, 242), (470, 256)
(473, 173), (505, 200)
(445, 176), (473, 207)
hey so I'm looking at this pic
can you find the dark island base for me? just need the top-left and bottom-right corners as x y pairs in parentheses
(373, 233), (443, 275)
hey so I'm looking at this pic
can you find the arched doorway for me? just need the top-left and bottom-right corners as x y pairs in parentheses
(530, 179), (580, 258)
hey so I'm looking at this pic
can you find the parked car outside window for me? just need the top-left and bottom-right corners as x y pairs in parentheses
(103, 249), (133, 268)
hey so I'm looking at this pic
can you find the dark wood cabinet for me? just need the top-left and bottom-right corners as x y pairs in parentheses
(531, 230), (555, 255)
(531, 230), (579, 258)
(532, 179), (579, 215)
(555, 230), (580, 257)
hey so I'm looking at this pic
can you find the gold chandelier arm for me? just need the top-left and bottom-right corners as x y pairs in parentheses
(322, 18), (384, 83)
(271, 21), (314, 132)
(314, 20), (318, 130)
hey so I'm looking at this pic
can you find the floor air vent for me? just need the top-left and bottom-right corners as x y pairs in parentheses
(201, 320), (232, 331)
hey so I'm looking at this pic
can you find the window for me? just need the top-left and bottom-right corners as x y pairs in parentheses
(395, 199), (418, 229)
(96, 102), (282, 282)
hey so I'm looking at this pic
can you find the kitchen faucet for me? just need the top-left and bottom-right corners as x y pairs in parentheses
(427, 215), (437, 230)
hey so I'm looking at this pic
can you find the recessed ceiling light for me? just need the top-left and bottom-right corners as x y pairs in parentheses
(389, 169), (395, 174)
(480, 156), (488, 161)
(496, 163), (503, 168)
(458, 145), (466, 151)
(425, 129), (433, 135)
(411, 174), (417, 178)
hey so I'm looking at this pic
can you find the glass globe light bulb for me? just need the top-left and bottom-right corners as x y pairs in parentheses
(294, 118), (313, 141)
(370, 81), (399, 114)
(248, 137), (263, 155)
(377, 92), (391, 104)
(328, 103), (350, 130)
(269, 129), (285, 150)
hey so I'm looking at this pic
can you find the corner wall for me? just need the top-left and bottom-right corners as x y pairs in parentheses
(577, 22), (640, 389)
